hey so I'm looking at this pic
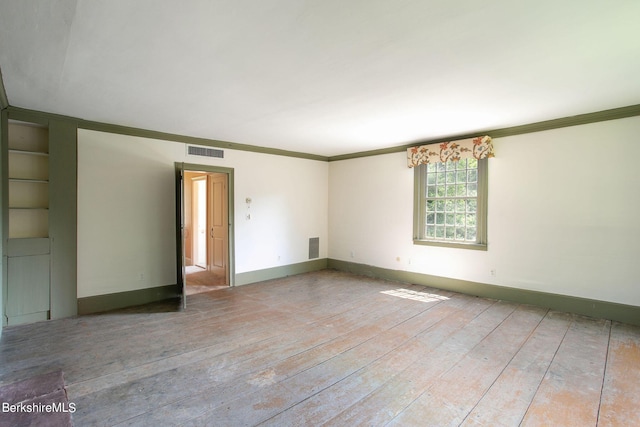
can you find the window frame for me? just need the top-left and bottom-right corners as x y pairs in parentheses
(413, 158), (488, 250)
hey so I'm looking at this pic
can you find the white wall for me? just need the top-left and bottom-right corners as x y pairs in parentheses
(77, 129), (328, 298)
(329, 116), (640, 306)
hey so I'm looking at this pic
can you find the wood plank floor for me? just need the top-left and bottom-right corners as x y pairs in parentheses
(1, 270), (639, 426)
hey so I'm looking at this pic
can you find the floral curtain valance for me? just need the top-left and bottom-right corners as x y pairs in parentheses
(407, 135), (494, 168)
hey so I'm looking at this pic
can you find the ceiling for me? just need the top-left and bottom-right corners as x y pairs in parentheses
(1, 1), (639, 157)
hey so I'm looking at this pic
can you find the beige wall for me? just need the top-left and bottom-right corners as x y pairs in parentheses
(77, 130), (329, 298)
(329, 116), (640, 306)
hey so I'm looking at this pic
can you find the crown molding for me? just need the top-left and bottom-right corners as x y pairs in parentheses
(4, 103), (640, 163)
(0, 67), (9, 110)
(328, 104), (640, 162)
(4, 106), (329, 162)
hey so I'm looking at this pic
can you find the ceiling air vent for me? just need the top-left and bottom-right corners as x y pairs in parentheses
(187, 145), (224, 158)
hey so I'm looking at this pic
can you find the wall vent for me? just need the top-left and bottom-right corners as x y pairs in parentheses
(187, 145), (224, 158)
(309, 237), (320, 259)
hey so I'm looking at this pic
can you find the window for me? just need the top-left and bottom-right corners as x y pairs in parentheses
(414, 157), (488, 249)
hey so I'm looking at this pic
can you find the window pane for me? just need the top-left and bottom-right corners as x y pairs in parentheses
(446, 161), (457, 171)
(445, 227), (455, 239)
(436, 200), (445, 211)
(456, 170), (467, 182)
(466, 199), (477, 213)
(467, 227), (477, 241)
(445, 200), (455, 212)
(427, 185), (436, 197)
(455, 213), (465, 226)
(445, 213), (455, 225)
(455, 199), (466, 212)
(426, 213), (435, 225)
(467, 158), (478, 169)
(446, 172), (456, 183)
(468, 169), (477, 182)
(436, 226), (445, 238)
(456, 184), (466, 196)
(426, 225), (435, 237)
(437, 185), (446, 197)
(446, 185), (456, 197)
(427, 173), (436, 185)
(436, 213), (445, 224)
(466, 213), (476, 227)
(456, 227), (466, 240)
(437, 163), (446, 172)
(437, 173), (446, 184)
(426, 200), (435, 212)
(468, 183), (477, 197)
(427, 163), (437, 172)
(456, 159), (467, 169)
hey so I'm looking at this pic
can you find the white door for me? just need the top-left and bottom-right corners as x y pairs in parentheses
(208, 173), (228, 283)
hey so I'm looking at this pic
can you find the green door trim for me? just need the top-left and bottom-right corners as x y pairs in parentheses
(176, 162), (236, 288)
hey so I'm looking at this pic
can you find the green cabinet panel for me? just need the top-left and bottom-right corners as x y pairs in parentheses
(6, 254), (50, 318)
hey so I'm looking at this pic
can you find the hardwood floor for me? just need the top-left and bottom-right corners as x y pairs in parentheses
(1, 270), (639, 426)
(186, 265), (228, 295)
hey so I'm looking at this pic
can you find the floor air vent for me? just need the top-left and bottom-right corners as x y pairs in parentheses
(187, 145), (224, 158)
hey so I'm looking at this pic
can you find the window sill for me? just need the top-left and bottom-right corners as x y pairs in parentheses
(413, 239), (487, 251)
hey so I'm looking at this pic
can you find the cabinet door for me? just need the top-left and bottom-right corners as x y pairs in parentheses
(6, 255), (50, 318)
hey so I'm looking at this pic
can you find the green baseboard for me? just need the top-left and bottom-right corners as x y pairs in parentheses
(76, 258), (639, 326)
(327, 259), (640, 326)
(77, 284), (179, 315)
(235, 258), (328, 286)
(6, 311), (49, 326)
(77, 259), (327, 315)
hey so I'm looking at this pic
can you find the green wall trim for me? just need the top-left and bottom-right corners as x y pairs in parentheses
(327, 259), (640, 326)
(0, 68), (9, 110)
(176, 162), (236, 288)
(328, 104), (640, 162)
(235, 258), (328, 286)
(49, 119), (78, 319)
(6, 103), (640, 163)
(5, 107), (49, 126)
(77, 284), (179, 315)
(80, 119), (329, 162)
(0, 110), (5, 332)
(4, 107), (329, 162)
(79, 259), (327, 315)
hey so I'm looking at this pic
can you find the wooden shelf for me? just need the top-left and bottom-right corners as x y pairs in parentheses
(7, 121), (50, 240)
(8, 151), (49, 181)
(8, 149), (49, 156)
(9, 178), (49, 183)
(8, 209), (49, 239)
(9, 180), (49, 209)
(8, 122), (48, 153)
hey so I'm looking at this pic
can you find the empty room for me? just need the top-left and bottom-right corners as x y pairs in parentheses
(1, 1), (639, 426)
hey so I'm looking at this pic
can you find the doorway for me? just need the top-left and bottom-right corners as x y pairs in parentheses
(177, 163), (234, 302)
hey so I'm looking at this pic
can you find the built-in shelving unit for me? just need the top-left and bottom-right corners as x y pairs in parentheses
(2, 111), (78, 328)
(4, 121), (51, 325)
(8, 124), (50, 239)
